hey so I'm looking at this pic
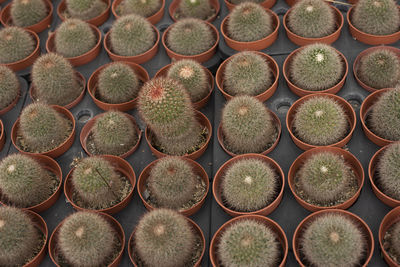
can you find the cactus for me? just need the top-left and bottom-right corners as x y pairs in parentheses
(0, 27), (35, 64)
(224, 51), (272, 96)
(167, 59), (209, 102)
(110, 14), (156, 57)
(58, 212), (117, 266)
(0, 66), (19, 111)
(65, 0), (107, 20)
(178, 0), (214, 20)
(166, 18), (215, 56)
(377, 142), (400, 200)
(218, 219), (280, 267)
(352, 0), (399, 35)
(54, 19), (97, 58)
(134, 209), (196, 267)
(390, 220), (400, 258)
(10, 0), (48, 27)
(290, 43), (344, 91)
(117, 0), (162, 17)
(226, 2), (273, 42)
(221, 96), (276, 154)
(229, 0), (264, 5)
(32, 53), (82, 106)
(221, 158), (278, 212)
(301, 213), (365, 266)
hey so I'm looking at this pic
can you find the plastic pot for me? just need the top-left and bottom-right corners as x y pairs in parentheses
(57, 0), (111, 26)
(379, 206), (400, 267)
(169, 0), (220, 22)
(112, 0), (165, 24)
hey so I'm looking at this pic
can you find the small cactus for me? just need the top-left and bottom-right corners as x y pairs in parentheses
(352, 0), (400, 36)
(0, 66), (19, 111)
(224, 51), (272, 96)
(290, 43), (344, 91)
(178, 0), (214, 20)
(221, 158), (278, 212)
(117, 0), (162, 17)
(10, 0), (48, 27)
(66, 0), (107, 20)
(377, 142), (400, 200)
(134, 209), (196, 267)
(226, 2), (273, 42)
(58, 212), (117, 266)
(166, 18), (216, 56)
(218, 219), (280, 267)
(389, 220), (400, 258)
(0, 27), (35, 64)
(300, 213), (365, 266)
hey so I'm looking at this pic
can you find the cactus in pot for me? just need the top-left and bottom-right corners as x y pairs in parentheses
(228, 0), (264, 4)
(377, 142), (400, 200)
(387, 220), (400, 260)
(65, 0), (107, 20)
(117, 0), (162, 17)
(0, 27), (35, 64)
(177, 0), (214, 20)
(0, 66), (19, 111)
(10, 0), (48, 27)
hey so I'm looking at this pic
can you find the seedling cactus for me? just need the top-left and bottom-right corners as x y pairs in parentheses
(117, 0), (162, 17)
(10, 0), (48, 27)
(0, 27), (35, 64)
(377, 142), (400, 200)
(0, 66), (19, 111)
(178, 0), (213, 20)
(66, 0), (107, 20)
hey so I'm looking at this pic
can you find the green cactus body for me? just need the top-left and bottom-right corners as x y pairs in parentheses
(301, 213), (365, 267)
(352, 0), (400, 35)
(167, 59), (209, 102)
(178, 0), (213, 20)
(390, 220), (400, 258)
(0, 27), (35, 64)
(134, 209), (196, 267)
(226, 2), (273, 42)
(10, 0), (48, 27)
(118, 0), (162, 17)
(224, 51), (272, 96)
(66, 0), (107, 20)
(0, 66), (19, 110)
(166, 18), (215, 56)
(377, 143), (400, 200)
(218, 219), (280, 267)
(229, 0), (264, 5)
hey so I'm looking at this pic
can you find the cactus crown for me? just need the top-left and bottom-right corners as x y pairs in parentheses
(177, 0), (214, 20)
(0, 66), (19, 111)
(66, 0), (107, 20)
(0, 27), (35, 64)
(10, 0), (48, 27)
(377, 142), (400, 200)
(117, 0), (162, 17)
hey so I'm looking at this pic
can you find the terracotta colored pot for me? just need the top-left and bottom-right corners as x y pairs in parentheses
(210, 215), (288, 267)
(216, 51), (279, 101)
(0, 0), (53, 33)
(145, 110), (212, 160)
(220, 9), (279, 51)
(218, 109), (281, 157)
(154, 63), (214, 109)
(0, 120), (4, 152)
(169, 0), (220, 22)
(23, 210), (48, 267)
(224, 0), (275, 10)
(49, 211), (125, 267)
(286, 93), (357, 150)
(57, 0), (111, 26)
(137, 157), (209, 216)
(379, 206), (400, 267)
(347, 6), (400, 45)
(64, 155), (136, 214)
(213, 153), (284, 217)
(353, 46), (400, 93)
(104, 25), (160, 64)
(285, 0), (296, 6)
(0, 86), (20, 115)
(11, 105), (76, 158)
(128, 216), (205, 267)
(293, 209), (374, 267)
(112, 0), (165, 24)
(46, 24), (102, 67)
(283, 46), (348, 97)
(288, 146), (364, 212)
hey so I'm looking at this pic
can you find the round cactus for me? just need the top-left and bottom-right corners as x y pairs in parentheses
(0, 27), (35, 64)
(10, 0), (48, 27)
(117, 0), (162, 17)
(54, 19), (97, 58)
(65, 0), (107, 20)
(301, 213), (365, 266)
(58, 212), (117, 266)
(224, 51), (272, 96)
(377, 142), (400, 200)
(178, 0), (214, 20)
(226, 2), (273, 42)
(290, 44), (344, 91)
(166, 18), (215, 56)
(352, 0), (400, 35)
(0, 66), (19, 111)
(389, 220), (400, 258)
(218, 219), (280, 267)
(167, 59), (209, 102)
(134, 209), (196, 267)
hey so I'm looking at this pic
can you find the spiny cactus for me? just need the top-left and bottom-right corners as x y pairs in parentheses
(377, 142), (400, 200)
(290, 44), (344, 91)
(58, 212), (117, 266)
(110, 14), (156, 57)
(166, 18), (215, 55)
(293, 96), (348, 146)
(0, 66), (19, 111)
(0, 27), (35, 64)
(32, 53), (82, 106)
(389, 220), (400, 258)
(54, 19), (97, 58)
(221, 96), (276, 154)
(10, 0), (48, 27)
(66, 0), (107, 20)
(218, 219), (280, 267)
(226, 2), (273, 42)
(224, 51), (272, 96)
(300, 213), (365, 266)
(134, 209), (196, 267)
(178, 0), (214, 20)
(352, 0), (400, 35)
(117, 0), (162, 17)
(228, 0), (264, 5)
(167, 59), (209, 102)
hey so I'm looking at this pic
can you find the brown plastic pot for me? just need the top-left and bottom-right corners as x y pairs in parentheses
(64, 155), (136, 214)
(288, 146), (364, 212)
(283, 46), (348, 97)
(210, 215), (288, 267)
(0, 87), (20, 116)
(169, 0), (220, 22)
(379, 206), (400, 267)
(145, 110), (212, 160)
(218, 109), (281, 157)
(216, 51), (279, 101)
(137, 157), (209, 216)
(11, 105), (76, 158)
(23, 210), (48, 267)
(224, 0), (275, 10)
(293, 209), (374, 267)
(57, 0), (111, 26)
(49, 211), (125, 267)
(0, 120), (4, 152)
(213, 153), (284, 217)
(112, 0), (165, 24)
(286, 93), (356, 150)
(154, 63), (214, 109)
(285, 0), (296, 6)
(0, 0), (53, 33)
